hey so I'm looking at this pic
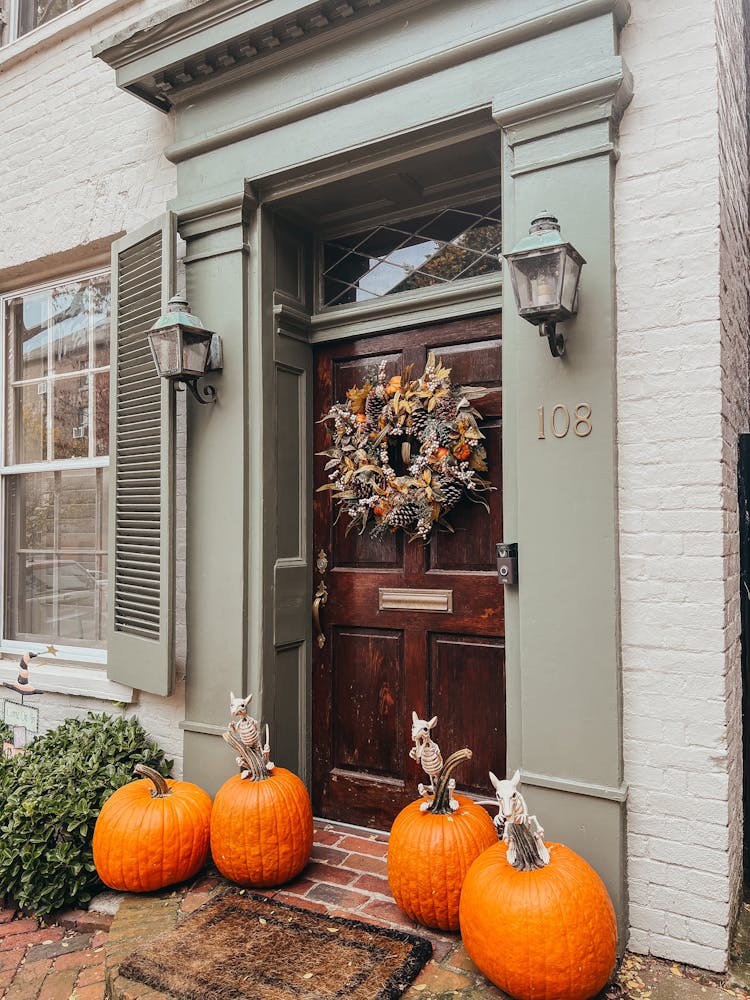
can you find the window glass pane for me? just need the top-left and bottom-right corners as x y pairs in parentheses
(53, 376), (88, 459)
(94, 371), (110, 457)
(5, 274), (109, 465)
(8, 292), (48, 381)
(6, 469), (108, 646)
(21, 471), (55, 550)
(322, 198), (502, 307)
(17, 0), (85, 37)
(14, 383), (47, 464)
(51, 281), (89, 374)
(92, 275), (111, 368)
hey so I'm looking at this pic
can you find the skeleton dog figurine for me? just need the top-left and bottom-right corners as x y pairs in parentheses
(490, 769), (550, 871)
(226, 692), (274, 779)
(409, 711), (459, 811)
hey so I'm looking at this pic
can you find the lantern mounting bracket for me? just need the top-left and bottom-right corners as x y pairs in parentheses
(177, 378), (217, 404)
(541, 321), (565, 358)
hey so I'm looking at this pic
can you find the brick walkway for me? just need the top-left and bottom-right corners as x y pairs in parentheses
(0, 905), (111, 999)
(3, 819), (750, 999)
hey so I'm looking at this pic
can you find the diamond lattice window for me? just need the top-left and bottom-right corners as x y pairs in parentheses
(322, 198), (502, 308)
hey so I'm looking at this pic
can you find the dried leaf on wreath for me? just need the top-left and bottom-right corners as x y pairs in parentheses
(401, 441), (411, 465)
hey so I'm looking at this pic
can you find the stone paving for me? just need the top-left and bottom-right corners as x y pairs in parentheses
(2, 819), (750, 999)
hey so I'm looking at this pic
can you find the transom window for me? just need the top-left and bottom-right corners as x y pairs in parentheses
(322, 198), (502, 308)
(1, 0), (85, 45)
(1, 272), (110, 649)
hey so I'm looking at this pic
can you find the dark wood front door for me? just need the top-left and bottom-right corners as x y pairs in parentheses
(312, 314), (505, 830)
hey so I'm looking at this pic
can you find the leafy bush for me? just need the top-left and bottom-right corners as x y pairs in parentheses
(0, 720), (11, 744)
(0, 712), (171, 914)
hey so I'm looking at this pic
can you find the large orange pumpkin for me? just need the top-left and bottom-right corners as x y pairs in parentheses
(388, 749), (497, 931)
(459, 839), (617, 1000)
(93, 765), (212, 893)
(210, 768), (313, 887)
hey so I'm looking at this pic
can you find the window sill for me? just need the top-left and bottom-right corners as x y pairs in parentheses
(0, 0), (135, 74)
(0, 652), (133, 703)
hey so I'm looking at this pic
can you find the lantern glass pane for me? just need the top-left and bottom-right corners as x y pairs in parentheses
(181, 331), (211, 377)
(509, 248), (564, 313)
(561, 253), (581, 315)
(148, 328), (181, 377)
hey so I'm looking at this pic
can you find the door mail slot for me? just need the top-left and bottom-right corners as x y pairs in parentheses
(378, 588), (453, 613)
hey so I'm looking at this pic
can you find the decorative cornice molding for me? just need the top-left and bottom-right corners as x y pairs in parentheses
(95, 0), (631, 118)
(96, 0), (433, 111)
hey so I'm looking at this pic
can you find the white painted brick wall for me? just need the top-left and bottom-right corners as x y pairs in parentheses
(0, 0), (183, 772)
(617, 0), (749, 973)
(0, 0), (175, 273)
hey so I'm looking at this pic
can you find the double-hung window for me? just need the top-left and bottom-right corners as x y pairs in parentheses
(1, 0), (85, 46)
(1, 271), (110, 655)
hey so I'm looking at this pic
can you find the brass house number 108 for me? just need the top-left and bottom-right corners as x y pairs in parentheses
(537, 403), (593, 439)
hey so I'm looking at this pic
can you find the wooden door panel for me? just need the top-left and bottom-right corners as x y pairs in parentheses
(333, 524), (404, 569)
(313, 313), (504, 828)
(428, 633), (506, 793)
(427, 338), (502, 388)
(428, 422), (502, 573)
(331, 627), (404, 776)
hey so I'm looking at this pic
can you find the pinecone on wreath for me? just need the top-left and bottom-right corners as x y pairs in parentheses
(409, 408), (429, 437)
(436, 396), (458, 421)
(388, 503), (420, 528)
(439, 482), (464, 512)
(365, 391), (386, 429)
(437, 424), (454, 447)
(353, 477), (370, 499)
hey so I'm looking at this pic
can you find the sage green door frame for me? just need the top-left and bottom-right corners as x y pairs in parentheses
(96, 0), (632, 942)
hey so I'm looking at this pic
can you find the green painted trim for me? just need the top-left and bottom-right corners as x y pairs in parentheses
(521, 770), (628, 803)
(179, 720), (226, 736)
(493, 64), (633, 131)
(157, 0), (631, 162)
(260, 115), (497, 210)
(308, 275), (503, 344)
(510, 142), (617, 176)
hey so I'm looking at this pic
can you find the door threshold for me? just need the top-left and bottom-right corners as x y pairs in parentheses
(314, 815), (390, 838)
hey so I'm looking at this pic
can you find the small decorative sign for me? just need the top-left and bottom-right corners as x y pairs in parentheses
(3, 699), (39, 734)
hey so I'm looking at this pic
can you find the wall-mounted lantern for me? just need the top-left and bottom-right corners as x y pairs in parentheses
(504, 212), (585, 358)
(147, 296), (223, 403)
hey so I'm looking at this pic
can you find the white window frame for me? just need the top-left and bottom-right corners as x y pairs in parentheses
(0, 267), (110, 669)
(1, 0), (85, 45)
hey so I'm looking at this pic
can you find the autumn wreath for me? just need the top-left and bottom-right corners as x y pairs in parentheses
(318, 353), (491, 540)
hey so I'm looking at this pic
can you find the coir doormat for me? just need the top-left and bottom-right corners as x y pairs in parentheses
(119, 888), (432, 1000)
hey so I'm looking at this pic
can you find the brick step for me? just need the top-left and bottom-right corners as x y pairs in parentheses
(104, 819), (496, 999)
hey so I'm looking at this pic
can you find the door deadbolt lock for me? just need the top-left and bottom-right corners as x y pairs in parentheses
(496, 543), (518, 585)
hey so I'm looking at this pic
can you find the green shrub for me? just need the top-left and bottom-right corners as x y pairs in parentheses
(0, 712), (171, 914)
(0, 720), (11, 744)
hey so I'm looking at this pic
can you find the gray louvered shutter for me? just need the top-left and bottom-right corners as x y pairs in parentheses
(107, 215), (176, 696)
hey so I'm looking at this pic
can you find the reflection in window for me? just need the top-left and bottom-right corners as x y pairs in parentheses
(5, 275), (110, 465)
(7, 470), (108, 646)
(2, 0), (86, 45)
(322, 199), (502, 308)
(2, 273), (110, 648)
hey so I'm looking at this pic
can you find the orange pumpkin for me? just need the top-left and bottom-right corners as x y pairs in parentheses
(387, 749), (496, 931)
(210, 768), (313, 887)
(453, 443), (471, 461)
(92, 765), (212, 893)
(459, 840), (617, 1000)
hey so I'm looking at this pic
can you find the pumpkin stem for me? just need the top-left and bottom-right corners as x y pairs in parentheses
(134, 764), (170, 798)
(222, 731), (271, 781)
(428, 748), (472, 814)
(506, 822), (549, 871)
